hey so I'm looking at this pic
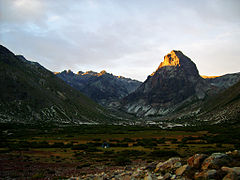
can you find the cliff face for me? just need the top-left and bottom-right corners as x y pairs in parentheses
(121, 50), (213, 116)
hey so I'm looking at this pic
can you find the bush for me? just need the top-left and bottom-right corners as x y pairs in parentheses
(122, 138), (135, 142)
(114, 156), (131, 166)
(71, 144), (88, 150)
(157, 138), (166, 144)
(216, 143), (223, 148)
(118, 150), (146, 157)
(149, 150), (180, 158)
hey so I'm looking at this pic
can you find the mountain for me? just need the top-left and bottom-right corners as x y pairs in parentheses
(202, 73), (240, 89)
(0, 45), (114, 124)
(56, 70), (141, 106)
(121, 50), (215, 117)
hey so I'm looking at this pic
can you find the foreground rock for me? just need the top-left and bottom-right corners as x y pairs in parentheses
(201, 153), (232, 170)
(187, 154), (208, 169)
(69, 150), (240, 180)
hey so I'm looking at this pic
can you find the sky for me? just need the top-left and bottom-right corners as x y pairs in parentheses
(0, 0), (240, 81)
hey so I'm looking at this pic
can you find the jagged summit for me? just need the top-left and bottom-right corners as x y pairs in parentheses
(60, 70), (109, 77)
(159, 50), (183, 68)
(151, 50), (199, 77)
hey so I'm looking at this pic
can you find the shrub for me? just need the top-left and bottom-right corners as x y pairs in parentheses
(149, 150), (180, 158)
(122, 138), (135, 142)
(71, 144), (88, 150)
(114, 156), (131, 166)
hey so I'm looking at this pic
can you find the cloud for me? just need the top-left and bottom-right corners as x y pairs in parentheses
(0, 0), (240, 81)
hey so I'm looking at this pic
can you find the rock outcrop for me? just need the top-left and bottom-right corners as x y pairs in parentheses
(121, 50), (213, 117)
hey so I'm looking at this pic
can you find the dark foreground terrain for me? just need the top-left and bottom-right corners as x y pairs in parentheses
(0, 123), (240, 179)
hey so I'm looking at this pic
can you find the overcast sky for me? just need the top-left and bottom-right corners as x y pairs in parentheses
(0, 0), (240, 81)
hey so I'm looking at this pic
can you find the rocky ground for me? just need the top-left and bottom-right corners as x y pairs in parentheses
(69, 150), (240, 180)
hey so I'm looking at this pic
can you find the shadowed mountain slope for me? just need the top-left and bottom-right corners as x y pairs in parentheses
(198, 79), (240, 123)
(0, 45), (113, 124)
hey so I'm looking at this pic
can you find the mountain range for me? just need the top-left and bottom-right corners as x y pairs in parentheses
(0, 45), (239, 125)
(55, 70), (141, 106)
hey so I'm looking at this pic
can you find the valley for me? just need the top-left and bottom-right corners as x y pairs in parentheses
(0, 45), (240, 179)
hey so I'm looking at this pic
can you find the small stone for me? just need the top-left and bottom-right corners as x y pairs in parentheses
(170, 174), (176, 179)
(157, 175), (164, 180)
(231, 150), (240, 157)
(174, 162), (182, 168)
(122, 175), (131, 180)
(162, 173), (172, 180)
(144, 173), (153, 180)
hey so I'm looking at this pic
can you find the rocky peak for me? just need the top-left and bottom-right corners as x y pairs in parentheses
(77, 71), (84, 75)
(159, 50), (182, 68)
(67, 69), (73, 74)
(61, 69), (74, 76)
(152, 50), (199, 78)
(83, 70), (98, 76)
(121, 50), (211, 116)
(98, 70), (108, 76)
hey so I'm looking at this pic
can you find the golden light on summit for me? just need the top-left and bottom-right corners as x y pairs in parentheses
(201, 75), (220, 79)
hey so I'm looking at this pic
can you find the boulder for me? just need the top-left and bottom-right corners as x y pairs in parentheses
(222, 166), (240, 175)
(232, 150), (240, 157)
(175, 164), (191, 176)
(187, 154), (208, 169)
(223, 172), (240, 180)
(194, 169), (217, 180)
(201, 153), (232, 170)
(226, 150), (240, 158)
(155, 157), (181, 172)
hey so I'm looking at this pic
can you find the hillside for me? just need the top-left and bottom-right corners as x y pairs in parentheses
(199, 79), (240, 123)
(0, 45), (114, 124)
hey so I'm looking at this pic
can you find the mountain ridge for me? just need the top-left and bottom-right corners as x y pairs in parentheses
(56, 69), (141, 106)
(0, 45), (114, 124)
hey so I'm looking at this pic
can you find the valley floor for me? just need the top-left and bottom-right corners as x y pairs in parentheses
(0, 124), (240, 179)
